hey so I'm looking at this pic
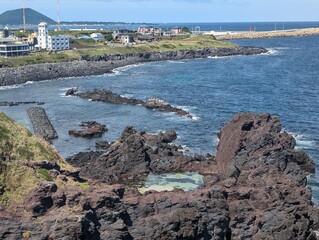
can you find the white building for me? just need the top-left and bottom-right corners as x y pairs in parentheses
(47, 35), (70, 51)
(0, 38), (30, 57)
(37, 22), (69, 51)
(90, 33), (104, 41)
(120, 35), (133, 44)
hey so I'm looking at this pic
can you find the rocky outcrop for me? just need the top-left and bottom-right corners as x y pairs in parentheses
(67, 127), (216, 184)
(71, 88), (144, 105)
(26, 107), (58, 140)
(214, 113), (318, 239)
(145, 97), (193, 118)
(0, 47), (268, 87)
(0, 112), (318, 239)
(68, 121), (108, 138)
(0, 101), (44, 106)
(68, 88), (194, 118)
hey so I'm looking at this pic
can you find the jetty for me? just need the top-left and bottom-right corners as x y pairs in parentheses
(213, 27), (319, 40)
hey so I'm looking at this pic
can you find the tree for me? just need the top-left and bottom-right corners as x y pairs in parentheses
(181, 27), (191, 33)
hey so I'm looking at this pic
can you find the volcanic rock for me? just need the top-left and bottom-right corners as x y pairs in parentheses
(27, 107), (58, 140)
(69, 88), (194, 118)
(68, 121), (108, 138)
(1, 112), (318, 240)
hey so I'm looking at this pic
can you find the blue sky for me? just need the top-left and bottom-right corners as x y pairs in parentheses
(1, 0), (319, 23)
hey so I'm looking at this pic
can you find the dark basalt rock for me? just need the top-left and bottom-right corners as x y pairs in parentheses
(27, 107), (58, 140)
(1, 112), (318, 240)
(0, 101), (44, 106)
(68, 88), (194, 118)
(68, 121), (108, 138)
(95, 140), (111, 150)
(144, 98), (193, 118)
(0, 47), (268, 87)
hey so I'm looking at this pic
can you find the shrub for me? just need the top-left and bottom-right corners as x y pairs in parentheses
(38, 168), (53, 181)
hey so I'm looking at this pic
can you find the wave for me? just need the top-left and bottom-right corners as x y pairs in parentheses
(166, 60), (186, 64)
(176, 105), (199, 121)
(0, 80), (37, 91)
(207, 55), (228, 59)
(290, 133), (317, 150)
(0, 84), (22, 91)
(264, 47), (292, 56)
(108, 63), (146, 77)
(263, 48), (281, 55)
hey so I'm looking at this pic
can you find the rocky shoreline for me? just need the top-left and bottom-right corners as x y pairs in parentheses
(0, 46), (267, 87)
(1, 112), (318, 239)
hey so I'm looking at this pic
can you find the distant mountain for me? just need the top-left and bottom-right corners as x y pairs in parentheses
(0, 8), (56, 26)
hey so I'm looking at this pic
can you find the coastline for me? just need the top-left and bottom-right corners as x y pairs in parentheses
(0, 46), (267, 87)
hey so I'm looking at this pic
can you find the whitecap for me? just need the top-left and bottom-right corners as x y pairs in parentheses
(108, 63), (146, 77)
(264, 48), (281, 55)
(25, 81), (35, 85)
(207, 55), (226, 59)
(120, 93), (134, 98)
(0, 84), (22, 91)
(167, 60), (185, 64)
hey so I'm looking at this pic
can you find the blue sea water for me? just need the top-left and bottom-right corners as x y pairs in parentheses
(0, 34), (318, 202)
(9, 21), (319, 32)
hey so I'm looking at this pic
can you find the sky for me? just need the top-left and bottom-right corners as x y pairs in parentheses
(1, 0), (319, 23)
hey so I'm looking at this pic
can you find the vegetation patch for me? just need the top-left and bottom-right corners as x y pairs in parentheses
(0, 35), (236, 68)
(38, 168), (53, 181)
(0, 112), (85, 208)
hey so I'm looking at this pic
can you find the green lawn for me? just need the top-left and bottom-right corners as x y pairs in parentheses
(0, 35), (236, 68)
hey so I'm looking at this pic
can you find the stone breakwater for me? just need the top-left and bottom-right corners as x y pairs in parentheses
(27, 107), (58, 140)
(0, 46), (267, 86)
(215, 27), (319, 40)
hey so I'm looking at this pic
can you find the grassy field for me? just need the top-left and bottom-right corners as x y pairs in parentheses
(0, 35), (236, 68)
(0, 112), (87, 208)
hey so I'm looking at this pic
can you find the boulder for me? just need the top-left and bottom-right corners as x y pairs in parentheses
(68, 121), (107, 138)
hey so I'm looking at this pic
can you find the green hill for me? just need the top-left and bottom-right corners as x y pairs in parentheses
(0, 8), (56, 26)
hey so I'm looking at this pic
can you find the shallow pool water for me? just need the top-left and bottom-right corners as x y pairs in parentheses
(138, 172), (204, 193)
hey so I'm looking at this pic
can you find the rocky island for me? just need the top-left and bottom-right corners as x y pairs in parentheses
(0, 112), (318, 239)
(67, 88), (194, 119)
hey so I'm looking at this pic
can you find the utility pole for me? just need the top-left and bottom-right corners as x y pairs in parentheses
(22, 0), (26, 32)
(57, 0), (61, 31)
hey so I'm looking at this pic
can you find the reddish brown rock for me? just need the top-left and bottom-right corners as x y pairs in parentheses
(1, 112), (318, 240)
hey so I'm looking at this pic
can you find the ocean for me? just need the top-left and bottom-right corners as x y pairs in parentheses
(0, 26), (318, 203)
(10, 21), (319, 32)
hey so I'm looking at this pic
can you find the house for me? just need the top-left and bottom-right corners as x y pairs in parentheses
(0, 38), (30, 57)
(135, 35), (156, 43)
(120, 35), (133, 44)
(112, 29), (129, 40)
(0, 27), (13, 39)
(171, 27), (182, 35)
(90, 33), (104, 41)
(37, 22), (69, 51)
(137, 26), (163, 36)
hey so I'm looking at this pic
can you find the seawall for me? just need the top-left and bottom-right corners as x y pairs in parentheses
(0, 46), (267, 87)
(215, 27), (319, 40)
